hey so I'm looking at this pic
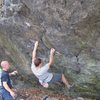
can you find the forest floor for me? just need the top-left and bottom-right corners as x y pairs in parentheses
(15, 88), (71, 100)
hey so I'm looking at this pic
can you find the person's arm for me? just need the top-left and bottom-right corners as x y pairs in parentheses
(3, 82), (16, 98)
(32, 41), (39, 62)
(9, 70), (18, 76)
(48, 48), (55, 67)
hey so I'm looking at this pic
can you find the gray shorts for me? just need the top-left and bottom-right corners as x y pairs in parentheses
(48, 73), (62, 84)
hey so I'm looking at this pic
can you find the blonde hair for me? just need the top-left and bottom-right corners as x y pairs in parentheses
(1, 61), (9, 68)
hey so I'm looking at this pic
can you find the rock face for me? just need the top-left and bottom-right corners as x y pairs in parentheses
(0, 0), (100, 99)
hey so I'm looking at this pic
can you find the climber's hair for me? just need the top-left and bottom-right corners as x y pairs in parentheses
(34, 58), (42, 67)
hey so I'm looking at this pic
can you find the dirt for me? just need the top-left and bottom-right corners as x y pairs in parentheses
(15, 88), (71, 100)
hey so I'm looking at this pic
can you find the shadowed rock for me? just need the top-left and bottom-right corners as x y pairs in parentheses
(0, 0), (100, 99)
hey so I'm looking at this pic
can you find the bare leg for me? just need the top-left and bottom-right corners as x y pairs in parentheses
(61, 74), (70, 88)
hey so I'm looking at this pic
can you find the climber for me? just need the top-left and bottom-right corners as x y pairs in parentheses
(31, 41), (72, 89)
(0, 61), (18, 100)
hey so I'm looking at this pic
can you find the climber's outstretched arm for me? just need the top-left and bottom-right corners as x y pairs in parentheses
(48, 48), (55, 67)
(32, 41), (39, 62)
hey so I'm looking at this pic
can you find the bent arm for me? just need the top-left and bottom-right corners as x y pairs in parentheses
(32, 41), (39, 62)
(3, 82), (15, 98)
(9, 70), (18, 76)
(48, 48), (55, 67)
(3, 82), (13, 93)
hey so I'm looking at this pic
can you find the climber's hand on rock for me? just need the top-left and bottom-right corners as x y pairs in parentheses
(50, 48), (55, 54)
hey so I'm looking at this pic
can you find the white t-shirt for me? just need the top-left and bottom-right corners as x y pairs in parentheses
(31, 63), (53, 84)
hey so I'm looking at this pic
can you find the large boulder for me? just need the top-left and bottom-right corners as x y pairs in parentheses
(0, 0), (100, 99)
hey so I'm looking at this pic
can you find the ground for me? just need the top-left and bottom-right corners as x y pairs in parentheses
(16, 88), (71, 100)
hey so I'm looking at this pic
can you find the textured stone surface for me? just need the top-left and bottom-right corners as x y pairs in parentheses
(0, 0), (100, 99)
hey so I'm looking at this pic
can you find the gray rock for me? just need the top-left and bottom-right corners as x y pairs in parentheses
(72, 97), (84, 100)
(0, 0), (100, 99)
(41, 95), (58, 100)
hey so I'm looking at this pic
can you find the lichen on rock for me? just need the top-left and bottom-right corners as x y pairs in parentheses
(0, 0), (100, 99)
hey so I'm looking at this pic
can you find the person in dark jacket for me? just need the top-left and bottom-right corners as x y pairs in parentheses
(0, 61), (17, 100)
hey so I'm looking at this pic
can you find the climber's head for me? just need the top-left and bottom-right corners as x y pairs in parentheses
(34, 58), (42, 67)
(1, 61), (10, 71)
